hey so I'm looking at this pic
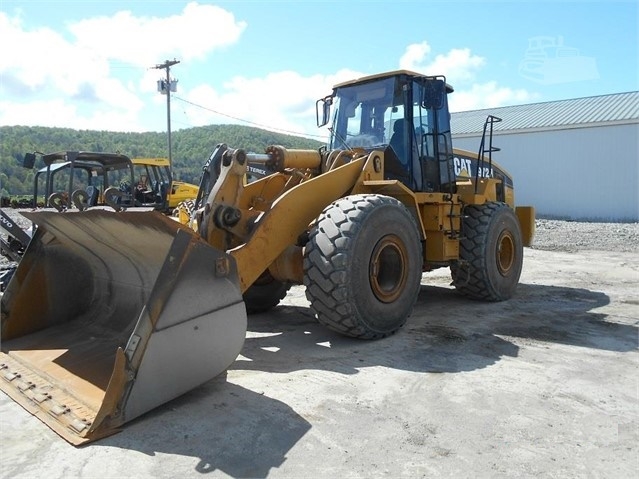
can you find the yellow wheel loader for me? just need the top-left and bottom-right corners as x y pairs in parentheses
(23, 151), (198, 214)
(0, 70), (535, 445)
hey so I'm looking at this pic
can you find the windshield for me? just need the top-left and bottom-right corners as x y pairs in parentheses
(329, 77), (405, 150)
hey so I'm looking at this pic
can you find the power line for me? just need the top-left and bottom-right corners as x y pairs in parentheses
(172, 95), (327, 140)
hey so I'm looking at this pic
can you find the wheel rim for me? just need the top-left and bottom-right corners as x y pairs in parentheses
(369, 235), (408, 303)
(496, 230), (515, 275)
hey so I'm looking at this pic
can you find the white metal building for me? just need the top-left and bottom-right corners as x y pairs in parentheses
(451, 92), (639, 222)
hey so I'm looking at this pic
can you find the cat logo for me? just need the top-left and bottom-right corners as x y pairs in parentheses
(453, 156), (493, 178)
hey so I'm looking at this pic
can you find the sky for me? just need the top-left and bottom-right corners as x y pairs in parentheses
(0, 0), (637, 141)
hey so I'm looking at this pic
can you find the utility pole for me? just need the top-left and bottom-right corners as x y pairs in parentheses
(153, 59), (180, 164)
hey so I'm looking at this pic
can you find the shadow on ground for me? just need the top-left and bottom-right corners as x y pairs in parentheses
(94, 283), (636, 475)
(96, 375), (311, 478)
(231, 283), (635, 377)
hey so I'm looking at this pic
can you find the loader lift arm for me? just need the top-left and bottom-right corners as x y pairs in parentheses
(197, 146), (380, 291)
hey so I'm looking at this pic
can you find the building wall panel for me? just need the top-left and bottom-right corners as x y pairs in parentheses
(453, 124), (639, 221)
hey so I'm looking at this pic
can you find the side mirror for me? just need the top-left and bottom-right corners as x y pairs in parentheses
(316, 96), (332, 127)
(421, 79), (446, 109)
(23, 153), (36, 169)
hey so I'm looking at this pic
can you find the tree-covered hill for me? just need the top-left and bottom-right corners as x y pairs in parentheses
(0, 124), (324, 197)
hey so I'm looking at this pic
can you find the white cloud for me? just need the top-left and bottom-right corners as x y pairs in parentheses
(399, 42), (432, 71)
(0, 3), (246, 131)
(0, 12), (101, 93)
(426, 48), (486, 83)
(0, 5), (535, 136)
(449, 81), (535, 112)
(68, 2), (246, 66)
(399, 41), (534, 111)
(177, 68), (363, 138)
(400, 41), (485, 84)
(0, 98), (143, 131)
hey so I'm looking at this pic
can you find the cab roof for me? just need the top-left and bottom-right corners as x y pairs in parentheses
(332, 69), (454, 93)
(42, 151), (132, 168)
(132, 158), (170, 167)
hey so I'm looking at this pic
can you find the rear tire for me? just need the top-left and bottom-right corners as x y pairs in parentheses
(303, 194), (422, 339)
(451, 202), (523, 301)
(243, 271), (291, 314)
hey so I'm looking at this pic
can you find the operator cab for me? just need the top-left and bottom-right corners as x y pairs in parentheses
(131, 158), (173, 210)
(317, 70), (454, 192)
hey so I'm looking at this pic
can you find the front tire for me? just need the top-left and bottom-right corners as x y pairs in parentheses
(303, 194), (423, 339)
(243, 271), (291, 314)
(451, 202), (523, 301)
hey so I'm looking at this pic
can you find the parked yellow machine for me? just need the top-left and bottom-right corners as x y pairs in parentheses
(131, 157), (199, 211)
(24, 152), (198, 214)
(0, 70), (534, 445)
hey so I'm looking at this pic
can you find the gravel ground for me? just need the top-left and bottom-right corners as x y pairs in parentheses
(532, 218), (639, 253)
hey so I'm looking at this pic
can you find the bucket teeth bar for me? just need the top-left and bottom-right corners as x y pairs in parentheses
(0, 357), (97, 440)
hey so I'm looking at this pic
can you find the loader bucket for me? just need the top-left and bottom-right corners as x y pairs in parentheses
(0, 210), (247, 445)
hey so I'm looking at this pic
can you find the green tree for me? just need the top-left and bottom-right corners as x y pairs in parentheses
(0, 124), (324, 198)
